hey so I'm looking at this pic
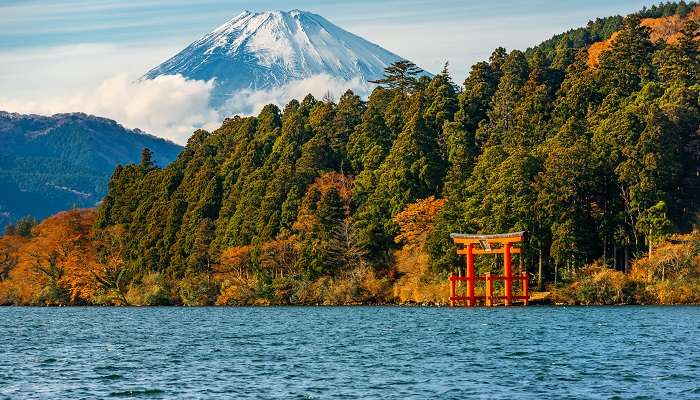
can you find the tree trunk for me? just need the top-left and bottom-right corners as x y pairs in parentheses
(117, 287), (130, 306)
(662, 264), (665, 281)
(614, 246), (618, 270)
(537, 249), (544, 291)
(624, 246), (629, 274)
(603, 235), (607, 266)
(519, 254), (523, 274)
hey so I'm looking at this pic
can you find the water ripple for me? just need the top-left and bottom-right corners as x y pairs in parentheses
(0, 306), (698, 399)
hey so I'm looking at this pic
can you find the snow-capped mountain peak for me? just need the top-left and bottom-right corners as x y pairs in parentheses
(143, 10), (428, 106)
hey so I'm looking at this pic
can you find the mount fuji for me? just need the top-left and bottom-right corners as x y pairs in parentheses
(143, 9), (428, 107)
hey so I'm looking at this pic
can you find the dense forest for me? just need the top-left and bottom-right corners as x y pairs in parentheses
(1, 3), (699, 305)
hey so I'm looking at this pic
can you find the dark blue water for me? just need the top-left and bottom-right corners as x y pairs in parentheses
(0, 307), (698, 399)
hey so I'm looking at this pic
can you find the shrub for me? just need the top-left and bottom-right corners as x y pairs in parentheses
(559, 265), (648, 305)
(216, 278), (258, 305)
(322, 265), (393, 305)
(125, 273), (174, 306)
(652, 279), (700, 304)
(178, 273), (218, 306)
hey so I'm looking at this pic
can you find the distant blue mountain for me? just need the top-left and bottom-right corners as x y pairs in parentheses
(0, 111), (182, 228)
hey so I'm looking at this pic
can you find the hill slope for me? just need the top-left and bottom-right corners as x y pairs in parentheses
(1, 3), (698, 306)
(143, 9), (429, 106)
(0, 112), (182, 228)
(101, 6), (700, 279)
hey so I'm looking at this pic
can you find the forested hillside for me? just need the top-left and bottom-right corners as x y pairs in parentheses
(98, 11), (700, 272)
(1, 4), (699, 305)
(0, 112), (182, 228)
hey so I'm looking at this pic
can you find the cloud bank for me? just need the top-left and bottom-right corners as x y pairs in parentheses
(0, 74), (218, 144)
(220, 74), (370, 116)
(0, 73), (371, 145)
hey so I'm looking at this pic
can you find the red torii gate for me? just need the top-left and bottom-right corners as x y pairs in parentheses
(449, 231), (529, 307)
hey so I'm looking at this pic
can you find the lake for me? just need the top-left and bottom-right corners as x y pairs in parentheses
(0, 306), (698, 399)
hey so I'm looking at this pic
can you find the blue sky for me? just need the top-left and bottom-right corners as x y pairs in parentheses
(1, 0), (659, 49)
(2, 0), (659, 84)
(0, 0), (662, 142)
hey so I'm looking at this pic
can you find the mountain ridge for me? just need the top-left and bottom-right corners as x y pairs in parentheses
(143, 9), (429, 106)
(0, 111), (183, 228)
(0, 111), (170, 142)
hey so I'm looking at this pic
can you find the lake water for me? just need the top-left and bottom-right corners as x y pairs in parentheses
(0, 306), (698, 399)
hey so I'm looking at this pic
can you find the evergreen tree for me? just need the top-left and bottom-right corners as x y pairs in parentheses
(370, 60), (425, 92)
(597, 15), (655, 97)
(140, 148), (154, 170)
(354, 94), (444, 260)
(653, 21), (700, 85)
(476, 50), (530, 146)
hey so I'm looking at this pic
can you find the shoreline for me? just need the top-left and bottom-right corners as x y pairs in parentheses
(3, 301), (699, 308)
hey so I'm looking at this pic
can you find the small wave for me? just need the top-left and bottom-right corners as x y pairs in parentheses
(99, 373), (124, 381)
(94, 365), (121, 372)
(109, 388), (165, 397)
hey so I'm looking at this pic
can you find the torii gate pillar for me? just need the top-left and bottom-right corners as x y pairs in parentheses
(466, 244), (475, 306)
(504, 242), (512, 306)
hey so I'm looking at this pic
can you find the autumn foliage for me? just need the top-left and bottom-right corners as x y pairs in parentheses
(553, 233), (700, 305)
(1, 201), (698, 306)
(0, 209), (100, 305)
(393, 196), (445, 249)
(588, 5), (700, 67)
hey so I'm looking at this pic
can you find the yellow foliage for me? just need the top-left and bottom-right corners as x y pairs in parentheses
(391, 246), (448, 305)
(652, 279), (700, 304)
(216, 278), (258, 305)
(322, 265), (393, 305)
(125, 272), (174, 306)
(633, 233), (700, 281)
(556, 233), (700, 305)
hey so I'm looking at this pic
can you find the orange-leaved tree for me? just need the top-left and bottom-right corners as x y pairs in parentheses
(0, 209), (102, 305)
(393, 196), (446, 249)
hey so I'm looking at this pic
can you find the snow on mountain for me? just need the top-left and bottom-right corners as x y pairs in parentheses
(143, 9), (429, 107)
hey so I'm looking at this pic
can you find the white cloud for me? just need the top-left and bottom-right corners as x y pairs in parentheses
(0, 73), (373, 145)
(0, 74), (220, 145)
(220, 74), (371, 117)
